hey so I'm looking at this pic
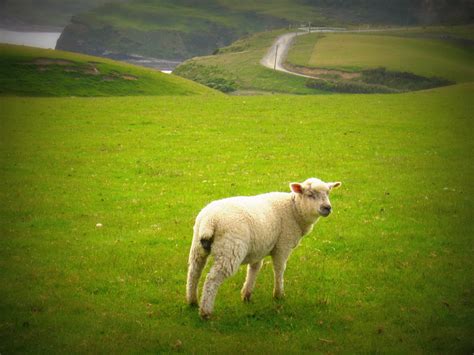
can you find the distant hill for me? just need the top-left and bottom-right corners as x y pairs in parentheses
(303, 0), (474, 25)
(0, 44), (218, 96)
(56, 0), (474, 61)
(174, 25), (474, 94)
(0, 0), (127, 29)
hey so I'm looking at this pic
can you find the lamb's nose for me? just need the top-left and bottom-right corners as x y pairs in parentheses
(321, 204), (331, 212)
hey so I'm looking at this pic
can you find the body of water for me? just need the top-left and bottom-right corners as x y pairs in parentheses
(104, 53), (181, 73)
(0, 28), (179, 73)
(0, 29), (62, 49)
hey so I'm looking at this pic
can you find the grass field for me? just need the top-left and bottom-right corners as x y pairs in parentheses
(287, 29), (474, 83)
(0, 44), (217, 97)
(1, 82), (473, 352)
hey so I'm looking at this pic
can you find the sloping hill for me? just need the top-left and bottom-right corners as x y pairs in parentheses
(0, 44), (219, 97)
(175, 26), (474, 94)
(174, 30), (318, 95)
(56, 0), (288, 61)
(56, 0), (474, 61)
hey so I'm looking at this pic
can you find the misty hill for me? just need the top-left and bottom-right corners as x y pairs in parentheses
(304, 0), (473, 25)
(0, 0), (126, 29)
(56, 0), (473, 62)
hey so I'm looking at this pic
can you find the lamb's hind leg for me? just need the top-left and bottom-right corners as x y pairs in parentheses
(241, 260), (263, 302)
(186, 242), (209, 306)
(199, 239), (247, 319)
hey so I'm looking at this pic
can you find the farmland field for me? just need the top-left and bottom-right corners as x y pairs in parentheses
(287, 29), (474, 82)
(1, 81), (473, 352)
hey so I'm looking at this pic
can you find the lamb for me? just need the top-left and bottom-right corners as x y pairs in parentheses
(186, 177), (341, 319)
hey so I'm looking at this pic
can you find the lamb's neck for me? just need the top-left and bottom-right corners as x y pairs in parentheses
(290, 194), (319, 236)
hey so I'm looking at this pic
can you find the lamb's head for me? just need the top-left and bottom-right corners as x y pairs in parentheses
(290, 178), (341, 218)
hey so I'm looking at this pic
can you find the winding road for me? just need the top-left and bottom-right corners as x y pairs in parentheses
(261, 28), (405, 79)
(260, 32), (314, 78)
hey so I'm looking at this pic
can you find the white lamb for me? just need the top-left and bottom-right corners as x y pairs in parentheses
(186, 177), (341, 319)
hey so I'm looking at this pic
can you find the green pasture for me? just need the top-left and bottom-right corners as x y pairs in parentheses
(1, 83), (473, 352)
(288, 31), (474, 83)
(0, 44), (216, 97)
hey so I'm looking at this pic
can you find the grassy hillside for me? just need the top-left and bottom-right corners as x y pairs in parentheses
(287, 28), (474, 83)
(56, 0), (474, 61)
(174, 30), (322, 95)
(0, 44), (218, 97)
(56, 0), (289, 61)
(1, 83), (473, 353)
(175, 26), (474, 94)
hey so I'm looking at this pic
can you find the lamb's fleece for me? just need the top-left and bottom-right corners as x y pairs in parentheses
(186, 177), (341, 319)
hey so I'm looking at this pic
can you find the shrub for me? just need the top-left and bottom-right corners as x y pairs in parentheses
(174, 62), (237, 93)
(202, 77), (237, 93)
(360, 67), (454, 91)
(306, 78), (398, 94)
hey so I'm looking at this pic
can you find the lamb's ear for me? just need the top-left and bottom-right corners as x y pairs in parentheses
(327, 182), (342, 190)
(290, 182), (304, 194)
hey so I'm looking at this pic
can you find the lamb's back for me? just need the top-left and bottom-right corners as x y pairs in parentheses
(199, 192), (291, 239)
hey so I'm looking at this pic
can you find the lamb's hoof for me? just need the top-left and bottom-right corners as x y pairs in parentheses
(199, 309), (212, 320)
(187, 297), (199, 307)
(242, 291), (252, 302)
(273, 292), (285, 300)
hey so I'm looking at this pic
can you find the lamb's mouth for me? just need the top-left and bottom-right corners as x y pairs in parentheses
(318, 208), (332, 217)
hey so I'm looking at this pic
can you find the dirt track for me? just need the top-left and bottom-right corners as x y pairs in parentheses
(260, 32), (315, 79)
(261, 28), (406, 79)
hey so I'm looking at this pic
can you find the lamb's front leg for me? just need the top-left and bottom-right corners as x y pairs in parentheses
(271, 249), (292, 299)
(241, 260), (263, 302)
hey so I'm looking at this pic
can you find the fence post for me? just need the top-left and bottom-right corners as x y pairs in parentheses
(274, 44), (279, 70)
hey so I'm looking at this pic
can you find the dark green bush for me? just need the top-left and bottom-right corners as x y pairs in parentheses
(306, 78), (398, 93)
(306, 67), (454, 94)
(202, 77), (237, 93)
(174, 62), (237, 93)
(360, 67), (453, 91)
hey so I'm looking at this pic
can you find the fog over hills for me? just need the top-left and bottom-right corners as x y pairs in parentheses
(2, 0), (473, 60)
(0, 0), (126, 28)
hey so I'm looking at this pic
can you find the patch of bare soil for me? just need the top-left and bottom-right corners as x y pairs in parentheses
(31, 58), (75, 66)
(285, 63), (360, 80)
(122, 75), (138, 80)
(27, 58), (101, 75)
(24, 58), (139, 81)
(83, 65), (100, 75)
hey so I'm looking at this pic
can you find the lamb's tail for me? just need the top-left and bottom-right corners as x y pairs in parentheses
(196, 218), (215, 253)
